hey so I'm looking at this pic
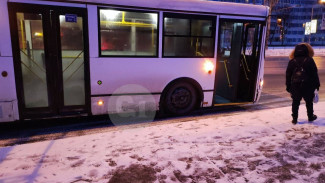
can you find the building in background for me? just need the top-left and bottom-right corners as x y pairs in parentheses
(213, 0), (325, 46)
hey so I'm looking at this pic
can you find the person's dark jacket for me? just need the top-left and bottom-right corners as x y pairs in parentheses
(286, 44), (320, 94)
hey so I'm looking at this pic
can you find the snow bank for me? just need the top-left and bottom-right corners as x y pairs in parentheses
(0, 102), (324, 182)
(266, 47), (325, 57)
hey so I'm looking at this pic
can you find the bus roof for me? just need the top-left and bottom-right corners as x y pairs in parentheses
(44, 0), (269, 17)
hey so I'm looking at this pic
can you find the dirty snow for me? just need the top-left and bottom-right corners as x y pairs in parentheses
(0, 102), (325, 183)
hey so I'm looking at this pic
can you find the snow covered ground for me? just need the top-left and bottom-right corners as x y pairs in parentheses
(0, 102), (325, 183)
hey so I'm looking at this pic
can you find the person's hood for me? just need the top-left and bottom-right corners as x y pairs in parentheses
(294, 44), (309, 57)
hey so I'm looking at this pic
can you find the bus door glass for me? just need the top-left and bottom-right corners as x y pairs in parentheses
(9, 3), (89, 119)
(15, 12), (49, 109)
(215, 21), (243, 104)
(238, 23), (263, 102)
(59, 14), (86, 106)
(214, 20), (262, 104)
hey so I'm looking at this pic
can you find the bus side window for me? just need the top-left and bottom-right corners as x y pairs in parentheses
(163, 13), (215, 57)
(99, 9), (158, 57)
(244, 26), (256, 56)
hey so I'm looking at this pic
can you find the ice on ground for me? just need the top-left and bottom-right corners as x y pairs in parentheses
(0, 102), (325, 183)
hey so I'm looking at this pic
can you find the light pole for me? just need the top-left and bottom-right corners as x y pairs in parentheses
(272, 4), (299, 46)
(309, 0), (325, 43)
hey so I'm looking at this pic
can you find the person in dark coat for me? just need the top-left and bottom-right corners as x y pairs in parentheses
(286, 43), (320, 124)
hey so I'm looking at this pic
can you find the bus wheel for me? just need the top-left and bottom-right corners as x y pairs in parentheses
(163, 82), (198, 115)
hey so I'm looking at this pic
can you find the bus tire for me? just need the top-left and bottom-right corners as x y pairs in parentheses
(162, 82), (198, 115)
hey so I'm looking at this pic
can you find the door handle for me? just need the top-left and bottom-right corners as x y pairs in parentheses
(223, 59), (232, 88)
(241, 52), (251, 72)
(240, 53), (249, 81)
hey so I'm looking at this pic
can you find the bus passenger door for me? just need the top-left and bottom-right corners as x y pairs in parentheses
(214, 21), (243, 104)
(54, 9), (89, 114)
(237, 23), (263, 102)
(214, 20), (263, 104)
(9, 3), (89, 119)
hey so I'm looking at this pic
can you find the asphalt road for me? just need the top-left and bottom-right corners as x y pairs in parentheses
(0, 56), (324, 146)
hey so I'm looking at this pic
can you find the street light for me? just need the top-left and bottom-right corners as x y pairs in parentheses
(277, 18), (282, 26)
(276, 18), (285, 45)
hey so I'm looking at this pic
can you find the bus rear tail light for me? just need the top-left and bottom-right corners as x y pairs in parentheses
(204, 60), (214, 74)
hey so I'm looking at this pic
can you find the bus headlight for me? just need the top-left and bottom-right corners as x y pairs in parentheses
(204, 60), (214, 74)
(260, 79), (264, 87)
(97, 100), (104, 106)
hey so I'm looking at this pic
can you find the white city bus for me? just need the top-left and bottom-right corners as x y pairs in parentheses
(0, 0), (268, 122)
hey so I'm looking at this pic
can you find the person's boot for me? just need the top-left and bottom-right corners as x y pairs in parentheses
(308, 115), (317, 122)
(292, 114), (298, 125)
(292, 117), (298, 125)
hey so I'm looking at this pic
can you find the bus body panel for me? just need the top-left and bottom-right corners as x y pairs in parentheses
(87, 4), (99, 59)
(0, 0), (12, 57)
(91, 95), (161, 115)
(0, 57), (19, 122)
(90, 57), (216, 115)
(0, 0), (19, 122)
(90, 58), (216, 95)
(63, 0), (268, 17)
(219, 15), (266, 21)
(8, 0), (86, 8)
(91, 91), (214, 116)
(0, 57), (17, 101)
(9, 0), (269, 17)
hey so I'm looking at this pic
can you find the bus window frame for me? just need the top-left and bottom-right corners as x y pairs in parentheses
(97, 6), (160, 58)
(162, 12), (216, 58)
